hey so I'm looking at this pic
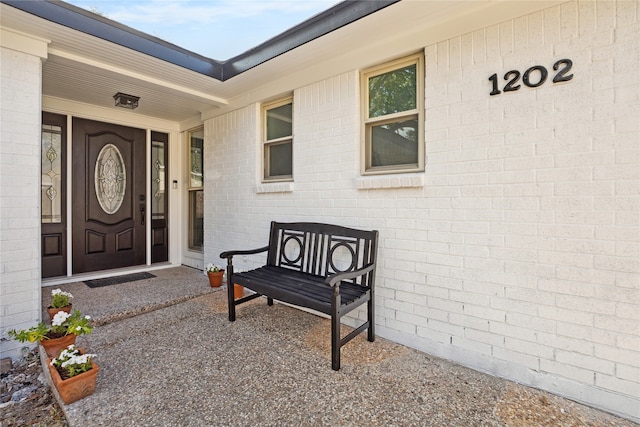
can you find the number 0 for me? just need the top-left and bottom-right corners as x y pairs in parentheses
(523, 65), (548, 88)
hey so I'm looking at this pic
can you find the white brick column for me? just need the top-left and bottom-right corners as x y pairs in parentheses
(0, 29), (48, 360)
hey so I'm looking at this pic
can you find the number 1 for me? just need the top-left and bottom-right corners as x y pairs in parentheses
(489, 74), (501, 96)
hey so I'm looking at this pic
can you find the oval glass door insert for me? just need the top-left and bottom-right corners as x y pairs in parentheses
(95, 143), (126, 214)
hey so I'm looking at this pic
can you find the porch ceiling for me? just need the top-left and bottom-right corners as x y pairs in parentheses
(1, 0), (564, 124)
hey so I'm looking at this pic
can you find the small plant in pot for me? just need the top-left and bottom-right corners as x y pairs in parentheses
(47, 288), (73, 320)
(8, 309), (94, 357)
(48, 344), (99, 404)
(205, 263), (225, 287)
(50, 344), (97, 380)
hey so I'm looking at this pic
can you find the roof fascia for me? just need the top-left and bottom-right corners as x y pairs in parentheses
(220, 0), (400, 80)
(1, 0), (400, 81)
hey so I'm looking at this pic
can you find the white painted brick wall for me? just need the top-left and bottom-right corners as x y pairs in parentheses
(204, 0), (639, 421)
(0, 47), (43, 360)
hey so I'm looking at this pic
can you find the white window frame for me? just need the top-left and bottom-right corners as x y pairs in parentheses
(361, 53), (424, 175)
(262, 97), (293, 182)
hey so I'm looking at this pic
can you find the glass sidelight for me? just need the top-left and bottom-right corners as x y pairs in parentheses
(41, 112), (67, 278)
(41, 124), (63, 223)
(151, 131), (169, 263)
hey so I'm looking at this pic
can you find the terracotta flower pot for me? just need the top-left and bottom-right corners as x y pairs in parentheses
(47, 305), (72, 322)
(40, 334), (77, 358)
(47, 356), (99, 404)
(207, 270), (225, 287)
(234, 284), (244, 299)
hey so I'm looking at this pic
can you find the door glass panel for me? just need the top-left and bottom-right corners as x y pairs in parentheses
(95, 143), (126, 214)
(41, 125), (62, 223)
(151, 140), (165, 220)
(189, 129), (204, 188)
(189, 190), (204, 249)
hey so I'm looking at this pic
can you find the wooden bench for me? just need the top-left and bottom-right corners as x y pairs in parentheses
(220, 221), (379, 370)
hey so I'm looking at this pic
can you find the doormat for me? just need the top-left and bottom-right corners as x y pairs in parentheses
(84, 272), (156, 288)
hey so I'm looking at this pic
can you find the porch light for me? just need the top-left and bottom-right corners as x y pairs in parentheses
(113, 92), (140, 109)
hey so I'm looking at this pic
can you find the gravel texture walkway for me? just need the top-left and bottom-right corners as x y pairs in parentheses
(42, 266), (637, 427)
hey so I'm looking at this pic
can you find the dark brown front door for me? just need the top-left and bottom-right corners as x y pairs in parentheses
(72, 118), (146, 273)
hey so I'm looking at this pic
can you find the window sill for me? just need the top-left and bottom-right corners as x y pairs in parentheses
(256, 182), (294, 194)
(356, 173), (424, 190)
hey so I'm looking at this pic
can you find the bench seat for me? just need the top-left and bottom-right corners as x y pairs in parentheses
(233, 265), (370, 315)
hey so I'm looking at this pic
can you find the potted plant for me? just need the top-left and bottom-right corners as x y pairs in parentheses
(47, 344), (99, 404)
(205, 263), (225, 287)
(47, 289), (73, 321)
(8, 309), (94, 357)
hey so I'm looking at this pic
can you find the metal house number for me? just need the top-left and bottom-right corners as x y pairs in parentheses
(489, 59), (573, 96)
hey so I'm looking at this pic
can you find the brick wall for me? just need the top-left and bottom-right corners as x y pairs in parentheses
(0, 46), (44, 360)
(419, 0), (639, 419)
(204, 0), (638, 420)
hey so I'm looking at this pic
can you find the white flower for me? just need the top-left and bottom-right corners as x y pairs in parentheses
(52, 311), (71, 326)
(206, 262), (223, 273)
(61, 353), (94, 367)
(51, 289), (73, 298)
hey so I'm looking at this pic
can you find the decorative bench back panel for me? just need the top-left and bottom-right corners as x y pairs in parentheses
(266, 222), (378, 287)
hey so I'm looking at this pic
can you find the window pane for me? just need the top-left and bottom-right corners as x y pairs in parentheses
(151, 140), (166, 220)
(370, 118), (418, 167)
(189, 129), (203, 188)
(368, 64), (417, 118)
(266, 103), (292, 140)
(189, 190), (204, 250)
(266, 141), (292, 178)
(41, 125), (62, 223)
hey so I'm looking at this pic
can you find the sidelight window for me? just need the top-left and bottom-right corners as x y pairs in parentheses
(41, 124), (63, 223)
(188, 127), (204, 251)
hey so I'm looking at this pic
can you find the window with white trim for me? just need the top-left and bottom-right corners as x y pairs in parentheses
(263, 98), (293, 181)
(187, 127), (203, 251)
(362, 53), (424, 174)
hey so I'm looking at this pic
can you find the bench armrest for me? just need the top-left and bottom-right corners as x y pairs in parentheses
(220, 246), (270, 260)
(325, 262), (376, 287)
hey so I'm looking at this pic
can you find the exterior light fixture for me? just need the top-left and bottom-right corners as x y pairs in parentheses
(113, 92), (140, 109)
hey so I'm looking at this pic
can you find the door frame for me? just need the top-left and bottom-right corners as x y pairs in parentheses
(40, 106), (178, 282)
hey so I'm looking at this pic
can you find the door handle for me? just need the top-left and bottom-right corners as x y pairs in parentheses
(140, 204), (145, 225)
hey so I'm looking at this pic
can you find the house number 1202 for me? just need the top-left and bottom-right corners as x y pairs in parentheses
(489, 59), (573, 96)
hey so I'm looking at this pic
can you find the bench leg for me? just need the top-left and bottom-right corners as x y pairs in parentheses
(228, 280), (236, 322)
(331, 313), (340, 371)
(368, 296), (375, 342)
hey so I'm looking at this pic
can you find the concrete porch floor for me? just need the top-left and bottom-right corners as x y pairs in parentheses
(41, 266), (636, 426)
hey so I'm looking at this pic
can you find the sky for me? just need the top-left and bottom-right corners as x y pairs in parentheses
(65, 0), (339, 59)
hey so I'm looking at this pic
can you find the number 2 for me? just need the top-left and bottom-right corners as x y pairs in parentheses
(552, 59), (573, 83)
(503, 70), (521, 92)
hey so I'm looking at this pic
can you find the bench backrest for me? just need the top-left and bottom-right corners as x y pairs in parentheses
(266, 221), (378, 287)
